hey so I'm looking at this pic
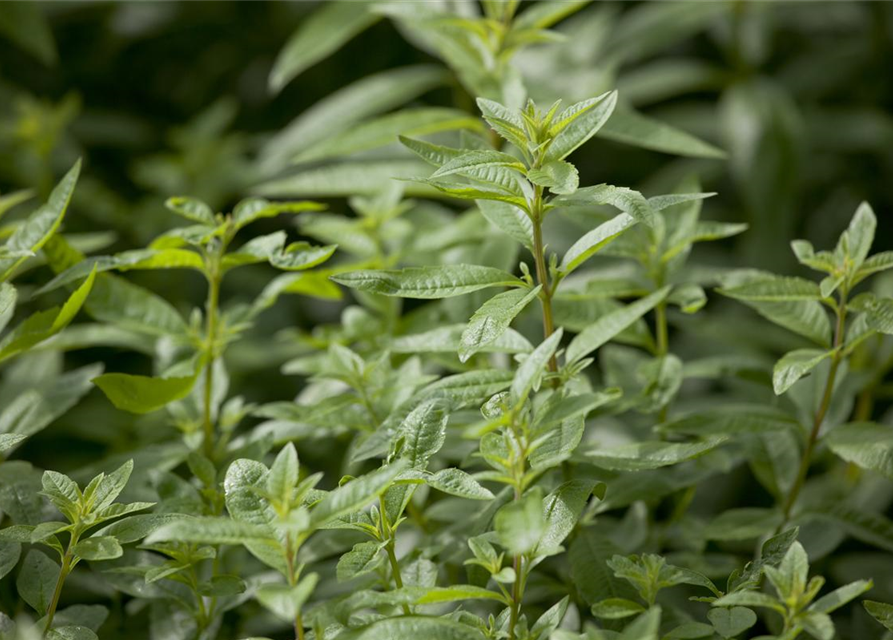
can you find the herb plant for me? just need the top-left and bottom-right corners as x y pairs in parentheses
(1, 3), (893, 640)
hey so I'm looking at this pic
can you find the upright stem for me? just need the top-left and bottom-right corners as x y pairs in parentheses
(379, 496), (411, 615)
(507, 423), (527, 640)
(202, 266), (221, 459)
(655, 302), (669, 357)
(531, 186), (557, 374)
(44, 546), (74, 635)
(780, 299), (847, 523)
(284, 534), (305, 640)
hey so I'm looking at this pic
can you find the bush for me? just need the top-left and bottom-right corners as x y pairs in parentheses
(1, 3), (893, 640)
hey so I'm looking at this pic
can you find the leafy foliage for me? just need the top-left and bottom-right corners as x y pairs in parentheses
(1, 3), (892, 640)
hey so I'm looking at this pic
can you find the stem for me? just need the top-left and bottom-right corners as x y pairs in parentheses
(283, 534), (305, 640)
(531, 187), (557, 374)
(379, 496), (411, 615)
(507, 422), (527, 640)
(780, 299), (848, 523)
(201, 266), (221, 459)
(655, 302), (669, 357)
(44, 548), (73, 635)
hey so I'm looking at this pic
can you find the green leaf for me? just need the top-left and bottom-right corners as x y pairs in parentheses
(712, 590), (784, 613)
(93, 372), (197, 414)
(427, 468), (494, 500)
(566, 287), (670, 364)
(266, 443), (299, 503)
(256, 573), (318, 621)
(705, 508), (783, 541)
(390, 324), (532, 357)
(864, 601), (893, 631)
(718, 276), (823, 302)
(269, 1), (378, 92)
(337, 540), (386, 582)
(591, 598), (646, 619)
(430, 149), (526, 180)
(738, 299), (832, 347)
(477, 200), (534, 250)
(496, 488), (545, 556)
(310, 461), (408, 528)
(817, 504), (893, 553)
(339, 616), (486, 640)
(707, 607), (757, 639)
(332, 265), (523, 299)
(232, 198), (324, 230)
(164, 197), (215, 224)
(0, 433), (27, 453)
(536, 480), (601, 555)
(256, 160), (437, 198)
(399, 135), (463, 167)
(0, 3), (56, 65)
(619, 607), (661, 640)
(0, 282), (16, 334)
(773, 348), (833, 395)
(0, 160), (80, 281)
(476, 98), (529, 150)
(546, 91), (618, 161)
(600, 108), (726, 159)
(399, 400), (448, 469)
(16, 550), (59, 615)
(146, 517), (275, 545)
(91, 459), (134, 511)
(296, 108), (482, 163)
(553, 184), (656, 227)
(586, 437), (727, 471)
(560, 213), (637, 275)
(46, 627), (99, 640)
(0, 542), (20, 581)
(73, 536), (123, 561)
(460, 286), (541, 362)
(0, 266), (96, 363)
(826, 423), (893, 480)
(527, 160), (579, 195)
(809, 579), (872, 614)
(835, 202), (876, 271)
(262, 66), (447, 171)
(511, 329), (563, 406)
(415, 585), (506, 605)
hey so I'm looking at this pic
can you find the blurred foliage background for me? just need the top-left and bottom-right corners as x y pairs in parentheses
(1, 0), (892, 473)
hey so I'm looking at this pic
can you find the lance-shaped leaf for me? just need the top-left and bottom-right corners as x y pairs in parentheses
(477, 200), (533, 250)
(826, 423), (893, 480)
(310, 460), (408, 528)
(773, 348), (833, 395)
(560, 213), (637, 275)
(511, 329), (563, 406)
(0, 267), (96, 363)
(834, 202), (876, 272)
(339, 616), (486, 640)
(0, 282), (16, 334)
(586, 436), (728, 471)
(399, 135), (463, 167)
(17, 549), (59, 615)
(331, 265), (523, 299)
(296, 108), (482, 164)
(430, 149), (526, 180)
(232, 198), (324, 230)
(390, 324), (532, 356)
(552, 184), (657, 227)
(460, 286), (541, 362)
(256, 574), (319, 621)
(535, 480), (604, 555)
(476, 97), (528, 150)
(146, 516), (276, 545)
(93, 371), (198, 414)
(399, 400), (448, 469)
(600, 107), (726, 159)
(566, 287), (670, 364)
(164, 197), (215, 224)
(337, 541), (386, 582)
(865, 601), (893, 631)
(256, 160), (436, 198)
(269, 1), (379, 92)
(426, 468), (493, 500)
(262, 65), (447, 171)
(718, 275), (823, 301)
(546, 91), (618, 161)
(0, 160), (80, 281)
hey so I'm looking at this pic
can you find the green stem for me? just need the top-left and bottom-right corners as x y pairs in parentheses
(780, 299), (848, 523)
(283, 534), (305, 640)
(655, 302), (669, 357)
(507, 424), (527, 640)
(44, 548), (73, 635)
(201, 267), (221, 459)
(531, 188), (557, 375)
(379, 496), (411, 615)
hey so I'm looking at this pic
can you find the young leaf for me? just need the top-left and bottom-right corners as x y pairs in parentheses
(337, 541), (386, 582)
(560, 213), (637, 275)
(255, 573), (318, 621)
(93, 372), (197, 414)
(309, 461), (408, 528)
(536, 480), (601, 555)
(427, 468), (494, 500)
(566, 287), (670, 364)
(510, 329), (563, 406)
(459, 286), (541, 362)
(773, 348), (833, 395)
(331, 265), (523, 299)
(552, 184), (656, 227)
(164, 197), (215, 224)
(527, 160), (579, 195)
(546, 91), (618, 161)
(495, 488), (544, 556)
